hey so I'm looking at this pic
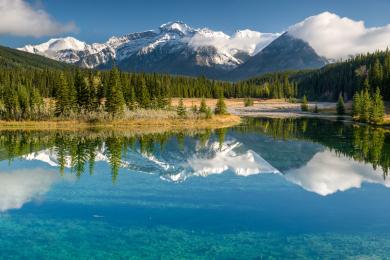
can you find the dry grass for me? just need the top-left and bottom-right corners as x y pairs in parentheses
(0, 114), (241, 133)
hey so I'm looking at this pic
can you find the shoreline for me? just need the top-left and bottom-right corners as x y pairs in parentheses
(0, 114), (241, 132)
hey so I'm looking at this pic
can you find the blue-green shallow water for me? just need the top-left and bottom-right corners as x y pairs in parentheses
(1, 117), (390, 259)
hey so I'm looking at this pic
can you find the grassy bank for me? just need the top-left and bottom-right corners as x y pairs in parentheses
(0, 114), (241, 132)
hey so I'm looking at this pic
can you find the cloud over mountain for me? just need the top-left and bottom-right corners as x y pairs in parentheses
(288, 12), (390, 60)
(0, 0), (77, 37)
(188, 29), (279, 55)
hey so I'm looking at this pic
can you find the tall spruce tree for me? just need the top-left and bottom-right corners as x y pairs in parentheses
(106, 68), (125, 116)
(215, 97), (228, 115)
(352, 92), (362, 118)
(177, 98), (186, 117)
(74, 69), (90, 110)
(361, 88), (372, 122)
(370, 87), (385, 124)
(336, 93), (345, 115)
(55, 73), (71, 117)
(199, 98), (207, 113)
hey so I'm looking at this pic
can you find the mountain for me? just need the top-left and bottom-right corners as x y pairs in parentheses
(17, 12), (390, 80)
(18, 21), (281, 79)
(0, 45), (72, 70)
(227, 33), (328, 81)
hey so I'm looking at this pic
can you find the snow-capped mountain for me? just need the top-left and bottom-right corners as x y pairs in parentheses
(19, 12), (390, 80)
(18, 21), (281, 78)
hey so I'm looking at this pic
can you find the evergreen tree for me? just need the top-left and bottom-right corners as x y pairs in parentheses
(17, 86), (30, 119)
(55, 73), (71, 117)
(336, 93), (345, 115)
(352, 92), (362, 118)
(177, 98), (186, 117)
(301, 95), (309, 112)
(205, 107), (213, 119)
(361, 88), (372, 122)
(215, 97), (227, 115)
(199, 98), (207, 113)
(106, 68), (125, 116)
(30, 88), (44, 118)
(128, 87), (136, 111)
(74, 69), (90, 110)
(139, 78), (150, 109)
(370, 87), (385, 124)
(4, 87), (20, 120)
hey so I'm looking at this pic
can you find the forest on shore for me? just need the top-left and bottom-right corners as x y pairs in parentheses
(0, 44), (389, 121)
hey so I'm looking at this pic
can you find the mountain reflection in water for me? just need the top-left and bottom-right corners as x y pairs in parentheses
(0, 117), (389, 200)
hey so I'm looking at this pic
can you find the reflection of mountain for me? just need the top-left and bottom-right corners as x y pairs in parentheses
(22, 139), (280, 183)
(285, 150), (389, 196)
(0, 169), (63, 212)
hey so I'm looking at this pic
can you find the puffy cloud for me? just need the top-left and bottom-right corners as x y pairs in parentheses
(0, 0), (77, 37)
(0, 169), (62, 212)
(285, 150), (388, 196)
(188, 28), (280, 56)
(288, 12), (390, 60)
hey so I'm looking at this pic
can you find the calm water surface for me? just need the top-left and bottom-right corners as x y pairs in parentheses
(1, 117), (390, 259)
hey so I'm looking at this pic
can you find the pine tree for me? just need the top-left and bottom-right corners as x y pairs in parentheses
(17, 85), (30, 119)
(128, 87), (136, 111)
(205, 107), (213, 119)
(74, 69), (90, 110)
(177, 98), (186, 117)
(106, 68), (125, 116)
(4, 88), (20, 120)
(301, 95), (309, 112)
(199, 98), (207, 113)
(30, 88), (44, 119)
(371, 58), (384, 88)
(139, 78), (150, 109)
(336, 93), (345, 115)
(55, 73), (70, 117)
(215, 97), (228, 115)
(370, 87), (385, 124)
(361, 88), (372, 122)
(352, 92), (362, 119)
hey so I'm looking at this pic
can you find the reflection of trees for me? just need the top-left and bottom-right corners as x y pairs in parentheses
(239, 118), (390, 177)
(0, 130), (216, 181)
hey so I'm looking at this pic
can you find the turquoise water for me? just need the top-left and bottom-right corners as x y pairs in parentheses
(1, 118), (390, 259)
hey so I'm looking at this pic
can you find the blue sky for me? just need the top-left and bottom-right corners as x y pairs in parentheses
(1, 0), (390, 47)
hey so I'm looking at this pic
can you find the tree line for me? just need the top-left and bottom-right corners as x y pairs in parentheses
(0, 66), (298, 120)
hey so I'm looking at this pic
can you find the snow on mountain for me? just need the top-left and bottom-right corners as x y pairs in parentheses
(17, 13), (390, 74)
(18, 21), (278, 70)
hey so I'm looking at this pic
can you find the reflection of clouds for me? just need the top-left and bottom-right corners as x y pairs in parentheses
(0, 169), (62, 212)
(285, 150), (386, 196)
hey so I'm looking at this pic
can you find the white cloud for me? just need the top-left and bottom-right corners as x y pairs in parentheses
(288, 12), (390, 60)
(0, 0), (77, 37)
(0, 169), (61, 212)
(285, 150), (388, 196)
(188, 28), (280, 56)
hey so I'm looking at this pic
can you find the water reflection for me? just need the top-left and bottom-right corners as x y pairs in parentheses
(0, 118), (389, 196)
(0, 169), (64, 212)
(285, 150), (387, 196)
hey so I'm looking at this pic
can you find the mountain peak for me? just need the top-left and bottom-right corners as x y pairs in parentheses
(159, 21), (194, 35)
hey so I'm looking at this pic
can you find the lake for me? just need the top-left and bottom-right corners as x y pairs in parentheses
(1, 117), (390, 259)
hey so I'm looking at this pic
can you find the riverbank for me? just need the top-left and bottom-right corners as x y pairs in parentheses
(0, 114), (241, 133)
